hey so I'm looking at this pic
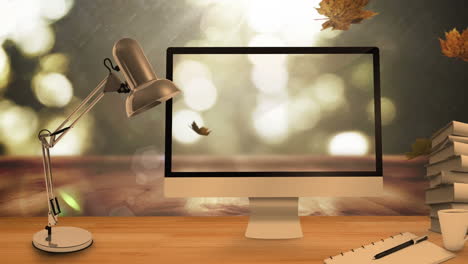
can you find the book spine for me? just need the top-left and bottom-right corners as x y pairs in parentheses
(429, 175), (441, 188)
(431, 121), (454, 144)
(429, 145), (454, 164)
(449, 135), (468, 145)
(430, 217), (441, 233)
(453, 121), (468, 137)
(432, 121), (468, 146)
(442, 171), (468, 185)
(430, 203), (468, 218)
(454, 142), (468, 156)
(432, 136), (468, 153)
(426, 157), (460, 176)
(454, 183), (468, 202)
(426, 155), (468, 177)
(462, 155), (468, 170)
(440, 172), (450, 185)
(425, 184), (468, 204)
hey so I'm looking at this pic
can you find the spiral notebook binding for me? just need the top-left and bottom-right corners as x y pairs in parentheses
(325, 232), (455, 264)
(327, 233), (406, 260)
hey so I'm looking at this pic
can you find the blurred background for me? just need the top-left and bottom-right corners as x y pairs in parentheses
(172, 53), (377, 172)
(0, 0), (466, 217)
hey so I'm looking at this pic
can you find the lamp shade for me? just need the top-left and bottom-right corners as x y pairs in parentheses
(112, 38), (180, 117)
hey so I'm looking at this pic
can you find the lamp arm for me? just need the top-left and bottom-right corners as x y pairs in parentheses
(48, 78), (107, 148)
(38, 73), (118, 232)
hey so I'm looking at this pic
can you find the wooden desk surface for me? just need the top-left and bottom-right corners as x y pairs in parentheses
(1, 216), (466, 264)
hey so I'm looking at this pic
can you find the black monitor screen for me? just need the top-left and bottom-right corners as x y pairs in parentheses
(165, 47), (381, 177)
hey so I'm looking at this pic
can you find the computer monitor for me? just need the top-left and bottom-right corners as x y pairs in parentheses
(165, 47), (383, 239)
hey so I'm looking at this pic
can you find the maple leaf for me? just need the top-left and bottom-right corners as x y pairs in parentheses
(316, 0), (378, 31)
(190, 121), (211, 136)
(439, 28), (468, 62)
(405, 138), (431, 160)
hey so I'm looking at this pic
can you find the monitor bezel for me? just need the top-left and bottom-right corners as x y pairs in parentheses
(165, 47), (382, 177)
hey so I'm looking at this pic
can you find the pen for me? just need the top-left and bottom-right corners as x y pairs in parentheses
(373, 235), (428, 260)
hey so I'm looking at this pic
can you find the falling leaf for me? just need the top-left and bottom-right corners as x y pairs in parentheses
(316, 0), (378, 31)
(190, 121), (211, 136)
(439, 28), (468, 62)
(405, 138), (431, 160)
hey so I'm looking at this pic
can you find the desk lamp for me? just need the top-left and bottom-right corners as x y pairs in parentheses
(32, 38), (180, 253)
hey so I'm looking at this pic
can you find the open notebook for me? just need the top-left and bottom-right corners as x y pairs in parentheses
(324, 232), (455, 264)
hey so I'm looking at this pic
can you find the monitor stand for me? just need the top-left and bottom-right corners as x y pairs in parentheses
(245, 197), (303, 239)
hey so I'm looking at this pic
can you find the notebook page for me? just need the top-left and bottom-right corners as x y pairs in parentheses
(373, 241), (455, 264)
(324, 232), (455, 264)
(325, 233), (416, 264)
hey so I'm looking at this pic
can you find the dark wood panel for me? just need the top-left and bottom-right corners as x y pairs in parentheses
(0, 155), (428, 216)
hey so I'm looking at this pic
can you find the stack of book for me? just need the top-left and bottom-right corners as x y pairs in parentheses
(426, 121), (468, 233)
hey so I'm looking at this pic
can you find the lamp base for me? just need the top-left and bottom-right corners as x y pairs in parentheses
(32, 226), (93, 253)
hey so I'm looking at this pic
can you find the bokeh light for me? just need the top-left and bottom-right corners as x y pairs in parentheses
(251, 65), (288, 95)
(248, 34), (285, 47)
(247, 0), (329, 46)
(311, 73), (345, 110)
(5, 0), (42, 33)
(174, 60), (212, 88)
(2, 137), (38, 155)
(0, 0), (76, 156)
(40, 0), (74, 21)
(32, 72), (73, 107)
(0, 103), (39, 144)
(0, 100), (14, 116)
(0, 0), (74, 53)
(276, 0), (325, 46)
(367, 97), (396, 126)
(40, 53), (70, 73)
(199, 1), (245, 42)
(13, 22), (55, 57)
(288, 97), (321, 132)
(0, 1), (17, 39)
(45, 114), (93, 155)
(247, 0), (284, 34)
(183, 77), (218, 111)
(173, 109), (204, 144)
(252, 97), (288, 144)
(0, 47), (10, 91)
(351, 62), (373, 90)
(328, 131), (369, 156)
(131, 146), (163, 185)
(247, 35), (287, 66)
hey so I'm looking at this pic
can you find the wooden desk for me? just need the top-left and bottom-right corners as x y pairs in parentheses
(0, 216), (466, 263)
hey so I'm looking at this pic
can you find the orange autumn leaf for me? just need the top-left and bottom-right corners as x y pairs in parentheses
(316, 0), (378, 31)
(439, 28), (468, 62)
(190, 121), (211, 136)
